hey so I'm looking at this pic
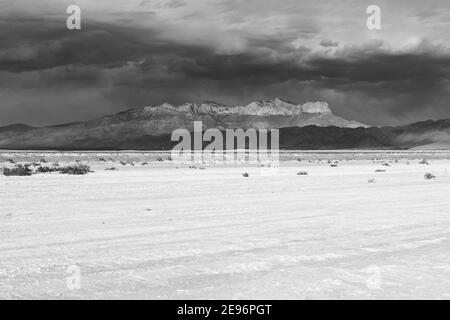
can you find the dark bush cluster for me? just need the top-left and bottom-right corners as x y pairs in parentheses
(2, 163), (92, 176)
(58, 164), (92, 175)
(424, 173), (436, 180)
(2, 164), (33, 176)
(36, 166), (59, 173)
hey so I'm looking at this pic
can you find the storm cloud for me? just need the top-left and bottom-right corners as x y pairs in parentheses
(0, 0), (449, 126)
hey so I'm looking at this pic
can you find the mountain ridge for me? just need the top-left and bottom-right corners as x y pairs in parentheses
(0, 99), (449, 150)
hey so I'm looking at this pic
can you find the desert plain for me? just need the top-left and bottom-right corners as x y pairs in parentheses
(1, 150), (450, 299)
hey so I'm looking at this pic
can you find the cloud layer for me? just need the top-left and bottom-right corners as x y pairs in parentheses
(0, 0), (449, 126)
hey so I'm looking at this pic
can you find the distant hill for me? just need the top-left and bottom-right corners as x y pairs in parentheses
(0, 123), (35, 134)
(0, 100), (449, 150)
(278, 120), (450, 149)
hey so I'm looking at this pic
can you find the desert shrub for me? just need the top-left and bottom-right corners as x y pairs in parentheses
(58, 164), (92, 175)
(375, 169), (386, 173)
(419, 159), (429, 165)
(36, 166), (59, 173)
(99, 157), (107, 162)
(368, 178), (376, 183)
(156, 156), (164, 162)
(7, 159), (16, 164)
(120, 160), (127, 166)
(40, 158), (47, 163)
(330, 163), (338, 167)
(105, 167), (118, 171)
(2, 164), (32, 176)
(242, 172), (249, 177)
(141, 162), (149, 166)
(424, 173), (436, 180)
(382, 163), (390, 167)
(297, 171), (308, 175)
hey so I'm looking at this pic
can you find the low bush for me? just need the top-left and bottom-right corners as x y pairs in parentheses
(36, 166), (59, 173)
(58, 164), (92, 175)
(2, 164), (32, 176)
(297, 171), (308, 175)
(424, 173), (436, 180)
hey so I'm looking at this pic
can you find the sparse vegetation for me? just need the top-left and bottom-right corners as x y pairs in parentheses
(419, 159), (429, 165)
(105, 167), (118, 171)
(242, 172), (249, 177)
(297, 171), (308, 176)
(375, 169), (386, 173)
(58, 164), (92, 175)
(2, 164), (32, 176)
(424, 173), (436, 180)
(36, 166), (59, 173)
(2, 162), (93, 175)
(368, 178), (376, 183)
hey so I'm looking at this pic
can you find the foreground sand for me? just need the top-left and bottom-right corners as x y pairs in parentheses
(1, 152), (450, 299)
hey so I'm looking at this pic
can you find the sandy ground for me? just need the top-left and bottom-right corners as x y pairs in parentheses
(1, 152), (450, 299)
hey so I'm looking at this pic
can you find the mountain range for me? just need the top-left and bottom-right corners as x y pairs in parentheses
(0, 98), (449, 150)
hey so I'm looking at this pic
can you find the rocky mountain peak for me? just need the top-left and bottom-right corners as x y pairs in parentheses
(301, 101), (332, 114)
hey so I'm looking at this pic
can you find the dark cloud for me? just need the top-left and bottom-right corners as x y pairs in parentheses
(0, 9), (450, 127)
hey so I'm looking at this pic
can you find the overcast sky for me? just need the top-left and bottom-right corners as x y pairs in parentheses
(0, 0), (449, 126)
